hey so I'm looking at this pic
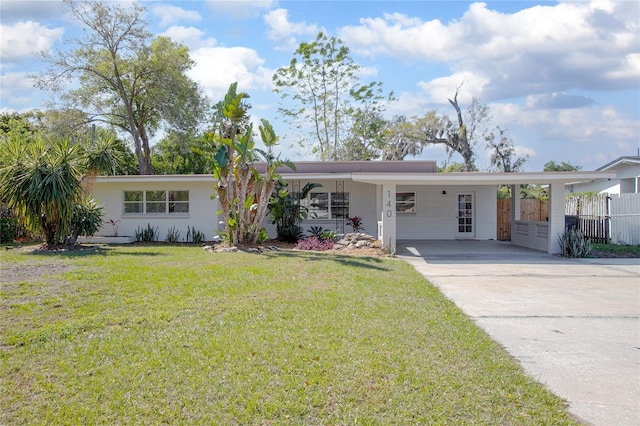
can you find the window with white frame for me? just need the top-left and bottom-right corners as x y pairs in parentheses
(302, 191), (350, 219)
(124, 191), (189, 214)
(396, 192), (416, 214)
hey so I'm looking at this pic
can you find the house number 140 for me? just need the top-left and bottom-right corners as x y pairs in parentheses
(385, 190), (393, 217)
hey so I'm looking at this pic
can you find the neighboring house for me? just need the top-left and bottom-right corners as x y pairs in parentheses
(567, 156), (640, 194)
(89, 161), (614, 254)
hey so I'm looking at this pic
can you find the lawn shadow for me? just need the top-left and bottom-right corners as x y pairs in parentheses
(26, 245), (167, 258)
(260, 250), (390, 271)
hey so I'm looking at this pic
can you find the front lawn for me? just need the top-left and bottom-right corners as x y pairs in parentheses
(1, 245), (578, 424)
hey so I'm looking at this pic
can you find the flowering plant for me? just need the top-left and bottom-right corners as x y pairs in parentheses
(346, 216), (365, 233)
(108, 219), (120, 236)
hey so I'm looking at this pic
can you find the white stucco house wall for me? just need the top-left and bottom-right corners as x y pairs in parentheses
(567, 156), (640, 195)
(88, 161), (614, 254)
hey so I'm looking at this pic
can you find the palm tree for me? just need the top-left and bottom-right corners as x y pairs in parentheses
(1, 137), (83, 247)
(0, 132), (120, 248)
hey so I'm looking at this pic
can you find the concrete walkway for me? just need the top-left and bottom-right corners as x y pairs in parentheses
(397, 240), (640, 426)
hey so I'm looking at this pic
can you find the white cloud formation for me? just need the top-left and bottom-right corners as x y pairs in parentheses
(338, 1), (640, 101)
(207, 0), (277, 19)
(0, 21), (64, 61)
(488, 101), (639, 169)
(189, 46), (274, 101)
(264, 8), (321, 50)
(152, 5), (201, 28)
(161, 26), (216, 50)
(0, 71), (38, 107)
(417, 72), (490, 105)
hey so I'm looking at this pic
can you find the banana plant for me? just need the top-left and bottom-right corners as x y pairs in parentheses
(207, 83), (294, 245)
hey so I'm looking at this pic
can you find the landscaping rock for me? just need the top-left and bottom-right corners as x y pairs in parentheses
(336, 232), (378, 249)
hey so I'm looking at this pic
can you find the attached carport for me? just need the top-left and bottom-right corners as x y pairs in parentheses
(352, 171), (616, 254)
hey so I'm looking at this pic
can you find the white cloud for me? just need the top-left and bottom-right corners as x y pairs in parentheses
(264, 8), (321, 50)
(339, 1), (640, 100)
(488, 101), (639, 170)
(161, 26), (216, 50)
(189, 46), (274, 101)
(0, 71), (38, 106)
(207, 0), (277, 19)
(417, 72), (490, 105)
(152, 5), (201, 28)
(0, 21), (64, 61)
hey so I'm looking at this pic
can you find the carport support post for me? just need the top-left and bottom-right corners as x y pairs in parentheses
(510, 185), (521, 225)
(548, 182), (564, 254)
(381, 184), (397, 254)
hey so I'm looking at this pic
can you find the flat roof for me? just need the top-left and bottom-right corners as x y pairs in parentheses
(93, 162), (616, 186)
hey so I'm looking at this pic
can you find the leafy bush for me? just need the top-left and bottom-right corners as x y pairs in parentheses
(320, 230), (337, 241)
(295, 236), (334, 251)
(346, 216), (365, 233)
(307, 226), (324, 238)
(66, 198), (104, 245)
(135, 224), (159, 242)
(186, 226), (205, 244)
(165, 226), (181, 243)
(558, 229), (592, 258)
(307, 226), (336, 242)
(268, 181), (322, 243)
(0, 217), (17, 243)
(257, 227), (269, 244)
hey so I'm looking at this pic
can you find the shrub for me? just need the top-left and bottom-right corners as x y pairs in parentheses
(66, 198), (104, 245)
(135, 224), (159, 242)
(165, 226), (181, 243)
(320, 230), (337, 241)
(268, 181), (322, 243)
(558, 229), (592, 258)
(296, 236), (334, 251)
(186, 226), (205, 244)
(307, 226), (324, 238)
(0, 217), (17, 243)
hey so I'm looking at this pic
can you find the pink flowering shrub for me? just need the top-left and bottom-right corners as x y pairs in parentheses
(295, 236), (334, 251)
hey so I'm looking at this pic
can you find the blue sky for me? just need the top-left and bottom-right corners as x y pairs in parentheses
(1, 0), (639, 171)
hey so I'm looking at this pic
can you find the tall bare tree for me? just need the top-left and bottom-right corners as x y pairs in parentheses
(383, 87), (491, 171)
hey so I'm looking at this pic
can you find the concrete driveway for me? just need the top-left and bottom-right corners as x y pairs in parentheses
(396, 240), (639, 426)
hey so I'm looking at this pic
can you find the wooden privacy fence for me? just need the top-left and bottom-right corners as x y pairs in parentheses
(497, 199), (549, 241)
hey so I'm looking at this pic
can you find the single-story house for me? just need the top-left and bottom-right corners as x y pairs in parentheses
(89, 161), (615, 254)
(567, 156), (640, 194)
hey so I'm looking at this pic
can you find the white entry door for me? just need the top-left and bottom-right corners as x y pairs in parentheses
(456, 193), (475, 238)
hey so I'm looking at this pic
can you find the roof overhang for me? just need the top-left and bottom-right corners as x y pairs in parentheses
(596, 156), (640, 171)
(94, 174), (216, 183)
(351, 171), (617, 186)
(93, 170), (617, 187)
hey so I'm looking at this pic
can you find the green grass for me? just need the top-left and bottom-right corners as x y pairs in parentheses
(1, 245), (578, 425)
(591, 242), (640, 257)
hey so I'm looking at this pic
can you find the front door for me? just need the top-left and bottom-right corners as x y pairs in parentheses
(456, 193), (475, 238)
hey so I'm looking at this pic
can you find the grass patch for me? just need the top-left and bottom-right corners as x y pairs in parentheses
(591, 243), (640, 257)
(1, 245), (579, 424)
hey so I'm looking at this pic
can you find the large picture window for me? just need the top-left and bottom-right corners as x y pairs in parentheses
(396, 192), (416, 214)
(124, 191), (189, 214)
(303, 191), (350, 219)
